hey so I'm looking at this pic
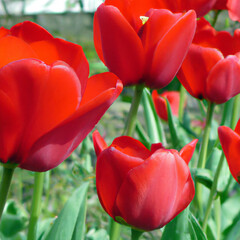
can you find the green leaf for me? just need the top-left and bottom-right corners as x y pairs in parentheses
(165, 98), (180, 148)
(142, 88), (164, 144)
(0, 200), (27, 237)
(192, 168), (213, 189)
(86, 229), (109, 240)
(44, 182), (89, 240)
(223, 211), (240, 240)
(162, 208), (191, 240)
(188, 212), (207, 240)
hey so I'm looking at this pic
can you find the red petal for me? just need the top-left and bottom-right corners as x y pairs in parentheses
(152, 90), (168, 121)
(30, 38), (89, 95)
(96, 145), (144, 218)
(0, 59), (81, 163)
(0, 36), (37, 68)
(0, 27), (10, 38)
(218, 126), (240, 183)
(111, 136), (151, 159)
(92, 130), (108, 157)
(179, 139), (198, 165)
(20, 73), (122, 171)
(95, 4), (145, 86)
(147, 10), (196, 89)
(206, 55), (240, 104)
(115, 149), (192, 230)
(178, 44), (223, 100)
(10, 21), (53, 43)
(228, 0), (240, 21)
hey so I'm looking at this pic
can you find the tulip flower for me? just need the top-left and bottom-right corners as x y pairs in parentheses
(177, 18), (240, 104)
(92, 130), (197, 231)
(0, 21), (123, 172)
(152, 90), (183, 121)
(94, 2), (196, 88)
(218, 119), (240, 183)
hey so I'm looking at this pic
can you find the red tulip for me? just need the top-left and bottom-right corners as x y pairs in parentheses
(218, 119), (240, 183)
(152, 90), (182, 121)
(92, 130), (197, 231)
(177, 18), (240, 104)
(94, 2), (196, 88)
(0, 21), (123, 172)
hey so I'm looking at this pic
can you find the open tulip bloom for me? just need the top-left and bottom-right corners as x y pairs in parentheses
(218, 119), (240, 183)
(0, 21), (123, 172)
(94, 1), (196, 88)
(178, 18), (240, 104)
(93, 130), (197, 231)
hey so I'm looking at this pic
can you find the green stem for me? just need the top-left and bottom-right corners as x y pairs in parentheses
(178, 85), (186, 122)
(202, 153), (225, 231)
(131, 229), (143, 240)
(27, 172), (44, 240)
(109, 219), (121, 240)
(0, 165), (15, 221)
(197, 102), (215, 169)
(231, 94), (240, 129)
(124, 85), (144, 136)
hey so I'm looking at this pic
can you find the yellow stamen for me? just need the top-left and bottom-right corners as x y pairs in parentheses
(140, 16), (149, 25)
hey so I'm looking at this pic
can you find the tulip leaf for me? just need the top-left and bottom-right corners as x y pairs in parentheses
(165, 98), (180, 148)
(44, 182), (89, 240)
(162, 208), (191, 240)
(85, 228), (109, 240)
(223, 211), (240, 240)
(0, 200), (27, 237)
(142, 88), (164, 144)
(192, 168), (213, 189)
(188, 212), (207, 240)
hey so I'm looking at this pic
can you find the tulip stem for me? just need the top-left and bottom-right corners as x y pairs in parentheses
(109, 219), (121, 240)
(124, 85), (144, 136)
(131, 229), (143, 240)
(197, 101), (215, 169)
(27, 172), (44, 240)
(179, 85), (186, 122)
(202, 152), (225, 231)
(0, 165), (15, 221)
(212, 10), (221, 27)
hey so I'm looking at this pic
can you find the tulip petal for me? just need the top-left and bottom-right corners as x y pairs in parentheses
(206, 55), (240, 104)
(218, 126), (240, 183)
(96, 146), (144, 218)
(178, 44), (223, 100)
(10, 21), (53, 43)
(30, 38), (89, 95)
(228, 0), (240, 21)
(0, 36), (37, 68)
(95, 4), (145, 85)
(92, 130), (108, 157)
(0, 27), (10, 38)
(20, 73), (123, 172)
(147, 10), (196, 89)
(152, 90), (168, 121)
(111, 136), (151, 159)
(0, 59), (82, 163)
(115, 149), (191, 230)
(179, 139), (198, 165)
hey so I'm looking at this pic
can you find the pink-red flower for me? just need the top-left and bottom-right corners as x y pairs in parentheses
(177, 18), (240, 104)
(152, 90), (182, 121)
(0, 21), (123, 172)
(218, 119), (240, 183)
(93, 130), (197, 231)
(94, 1), (196, 88)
